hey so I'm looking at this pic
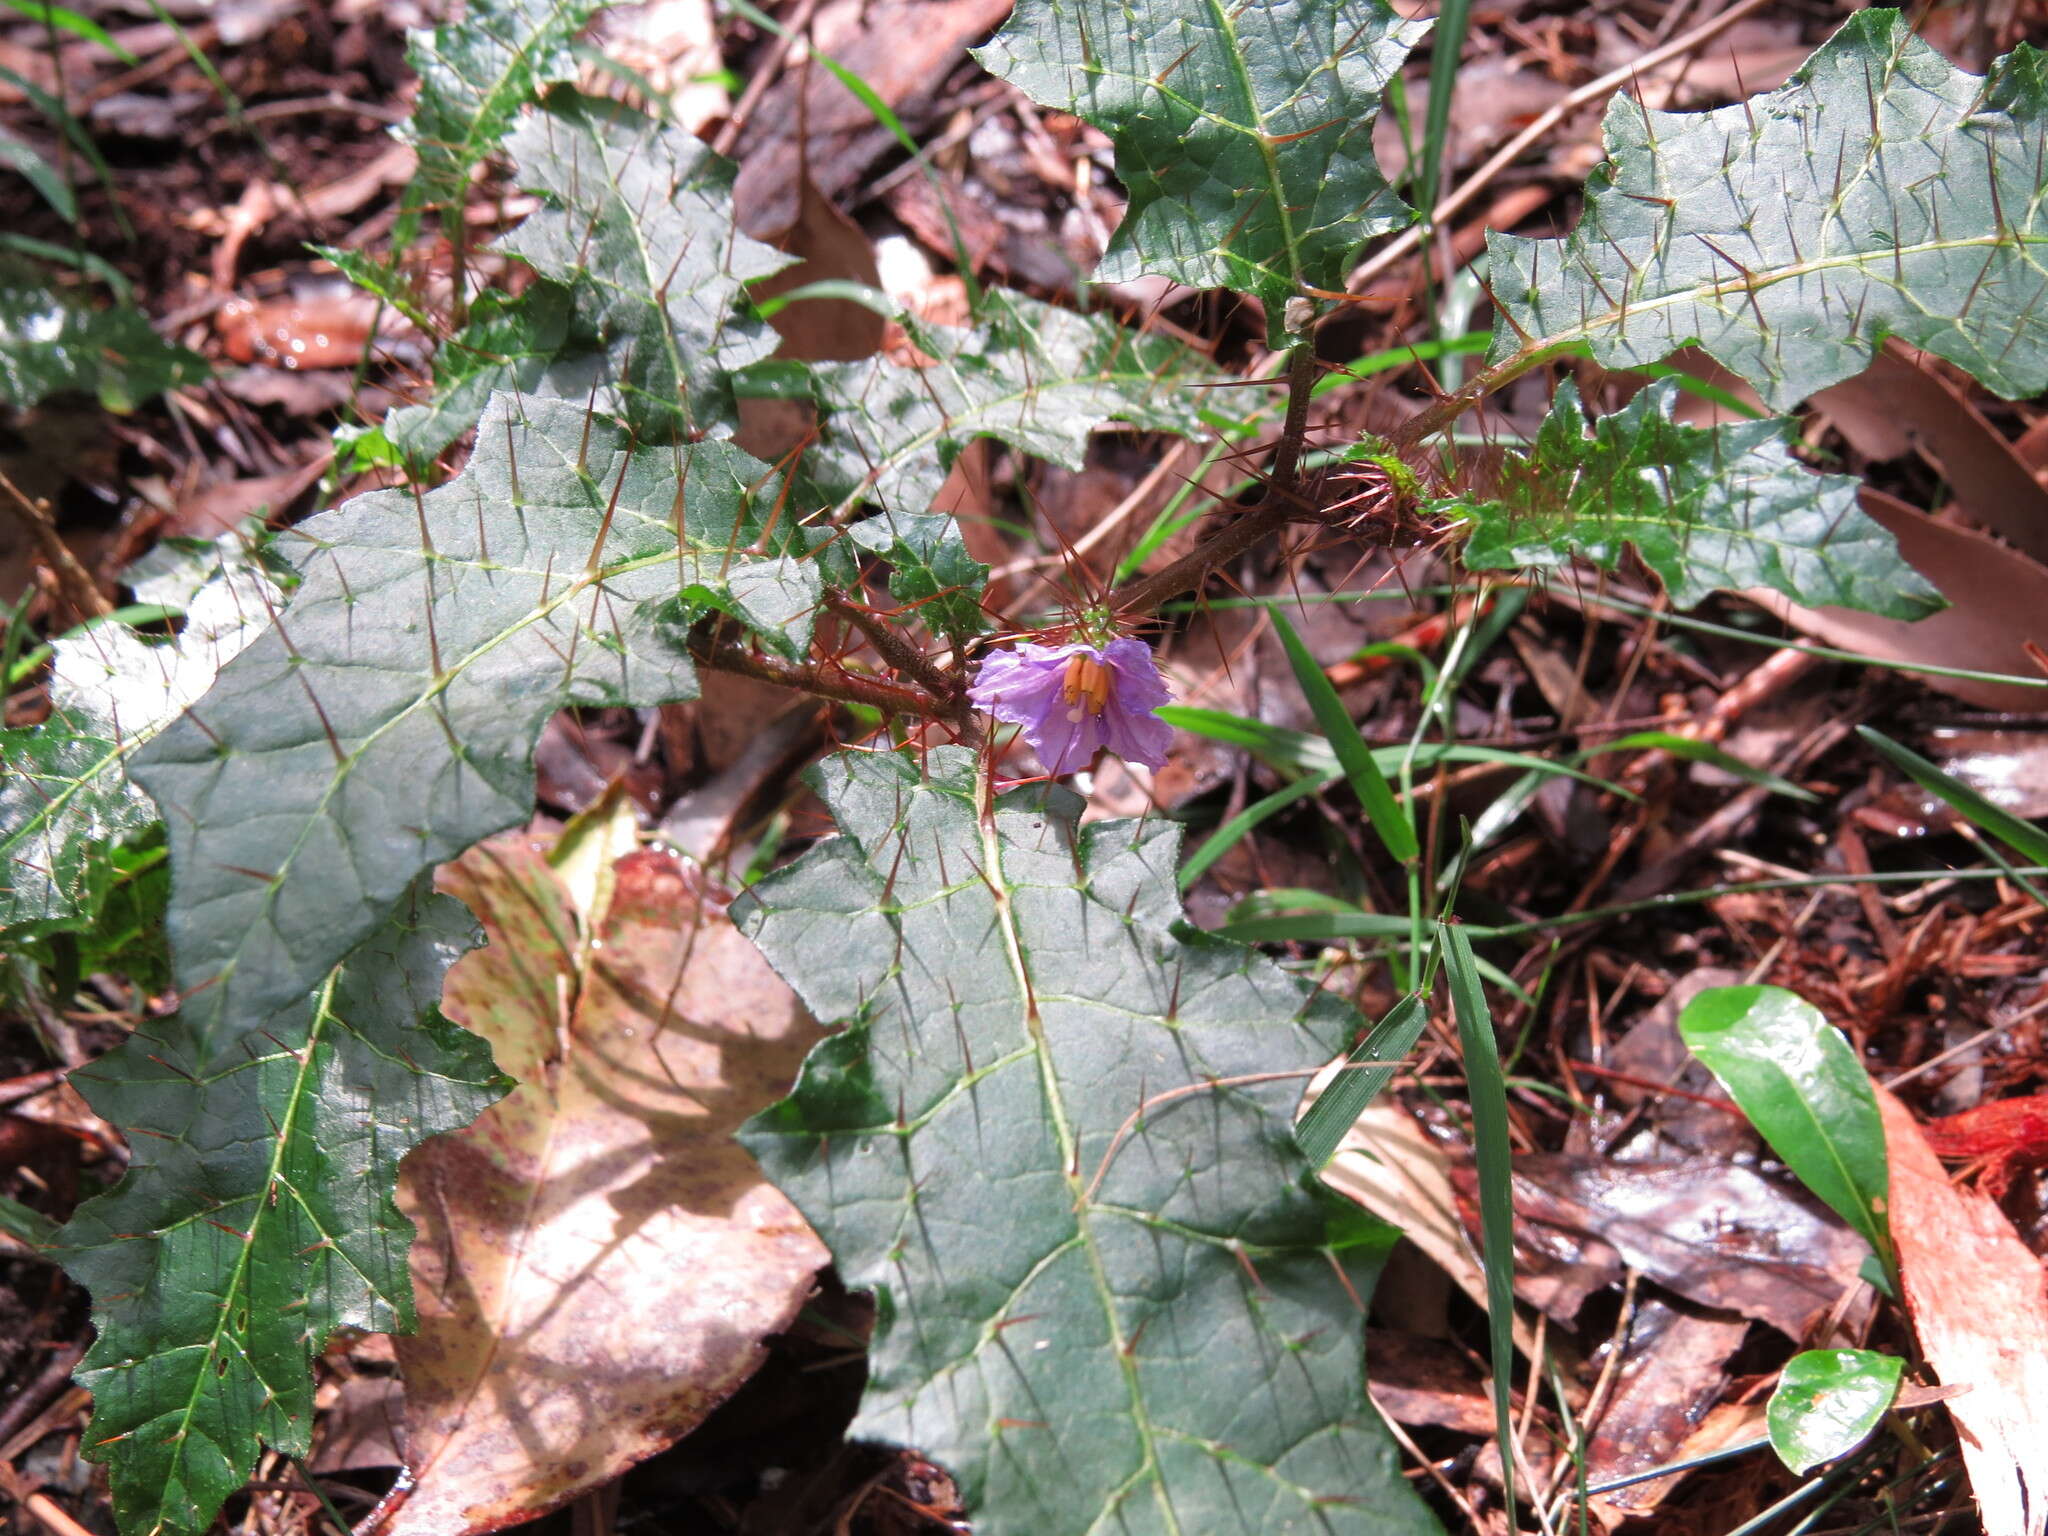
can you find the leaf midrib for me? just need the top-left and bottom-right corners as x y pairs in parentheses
(1528, 228), (2048, 354)
(144, 969), (337, 1535)
(972, 769), (1179, 1536)
(176, 531), (671, 1057)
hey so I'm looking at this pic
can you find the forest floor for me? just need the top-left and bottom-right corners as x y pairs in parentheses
(5, 1), (2048, 1534)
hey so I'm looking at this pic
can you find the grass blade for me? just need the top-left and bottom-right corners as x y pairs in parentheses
(1178, 770), (1338, 891)
(1295, 994), (1428, 1166)
(1269, 609), (1418, 862)
(1857, 725), (2048, 864)
(1442, 921), (1518, 1528)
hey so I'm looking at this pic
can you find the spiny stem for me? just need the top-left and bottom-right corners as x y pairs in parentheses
(1104, 341), (1316, 620)
(1107, 339), (1553, 620)
(1265, 340), (1319, 503)
(691, 626), (958, 722)
(821, 589), (964, 705)
(1384, 342), (1556, 452)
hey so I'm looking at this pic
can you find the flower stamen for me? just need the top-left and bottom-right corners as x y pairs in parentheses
(1061, 652), (1112, 723)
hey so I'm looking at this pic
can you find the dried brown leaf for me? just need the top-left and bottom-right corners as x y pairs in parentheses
(1878, 1087), (2048, 1536)
(1458, 1155), (1865, 1338)
(1750, 490), (2048, 713)
(377, 835), (827, 1536)
(1812, 346), (2048, 565)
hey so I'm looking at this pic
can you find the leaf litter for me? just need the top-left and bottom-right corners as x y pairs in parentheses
(6, 3), (2048, 1536)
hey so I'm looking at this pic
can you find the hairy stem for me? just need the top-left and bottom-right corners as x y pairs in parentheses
(821, 589), (964, 703)
(691, 625), (957, 722)
(1108, 338), (1551, 619)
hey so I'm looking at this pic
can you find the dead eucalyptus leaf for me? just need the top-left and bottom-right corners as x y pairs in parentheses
(1750, 490), (2048, 713)
(1878, 1088), (2048, 1536)
(377, 837), (827, 1536)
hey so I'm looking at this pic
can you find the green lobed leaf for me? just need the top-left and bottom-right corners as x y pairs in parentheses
(382, 283), (608, 463)
(1766, 1348), (1904, 1475)
(1488, 12), (2048, 409)
(1445, 379), (1942, 616)
(500, 92), (789, 440)
(803, 289), (1212, 517)
(735, 745), (1442, 1536)
(130, 391), (802, 1067)
(0, 260), (203, 411)
(846, 509), (991, 641)
(793, 289), (1208, 637)
(316, 253), (611, 467)
(398, 0), (597, 242)
(56, 884), (508, 1536)
(2, 533), (280, 939)
(1678, 984), (1893, 1272)
(976, 0), (1426, 343)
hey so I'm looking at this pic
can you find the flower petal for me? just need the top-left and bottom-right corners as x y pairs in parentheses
(1099, 697), (1172, 770)
(968, 637), (1170, 776)
(969, 641), (1078, 726)
(1032, 699), (1104, 775)
(1102, 638), (1172, 713)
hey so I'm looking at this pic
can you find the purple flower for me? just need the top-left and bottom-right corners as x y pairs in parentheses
(968, 636), (1172, 776)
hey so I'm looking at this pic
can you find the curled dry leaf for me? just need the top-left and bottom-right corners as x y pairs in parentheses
(1811, 345), (2048, 565)
(370, 836), (827, 1536)
(1749, 489), (2048, 713)
(1876, 1087), (2048, 1536)
(1451, 1155), (1865, 1340)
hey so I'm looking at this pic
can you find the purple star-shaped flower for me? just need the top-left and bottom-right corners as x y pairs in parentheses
(968, 636), (1172, 776)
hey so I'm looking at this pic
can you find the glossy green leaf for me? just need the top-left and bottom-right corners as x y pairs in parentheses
(2, 534), (279, 939)
(1678, 985), (1892, 1271)
(1489, 13), (2048, 409)
(131, 392), (802, 1067)
(56, 886), (507, 1536)
(1447, 380), (1939, 615)
(398, 0), (596, 242)
(977, 0), (1426, 343)
(1766, 1348), (1904, 1474)
(735, 745), (1442, 1536)
(0, 261), (203, 411)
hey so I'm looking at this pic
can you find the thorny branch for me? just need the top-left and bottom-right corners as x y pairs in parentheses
(1103, 341), (1324, 620)
(690, 623), (960, 723)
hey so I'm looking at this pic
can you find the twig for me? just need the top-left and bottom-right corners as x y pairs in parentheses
(689, 628), (955, 722)
(1346, 0), (1775, 297)
(821, 589), (963, 704)
(0, 469), (112, 620)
